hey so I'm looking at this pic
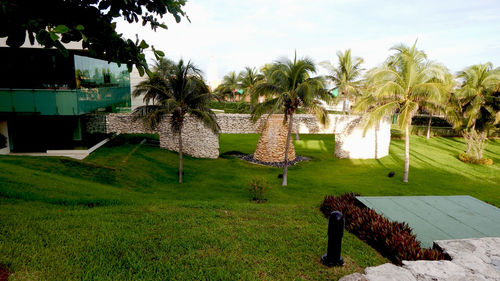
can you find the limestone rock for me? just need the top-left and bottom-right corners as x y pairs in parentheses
(364, 263), (416, 281)
(402, 260), (471, 281)
(338, 272), (368, 281)
(253, 114), (295, 163)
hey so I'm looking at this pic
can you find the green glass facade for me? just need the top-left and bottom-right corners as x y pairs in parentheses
(0, 49), (131, 116)
(0, 87), (130, 115)
(0, 47), (131, 152)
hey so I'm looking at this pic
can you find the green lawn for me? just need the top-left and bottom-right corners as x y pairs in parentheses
(0, 134), (499, 280)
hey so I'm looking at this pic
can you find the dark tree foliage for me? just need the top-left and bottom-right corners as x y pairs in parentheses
(0, 0), (188, 75)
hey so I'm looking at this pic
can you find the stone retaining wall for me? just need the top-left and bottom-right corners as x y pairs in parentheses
(106, 113), (152, 134)
(83, 114), (107, 134)
(158, 116), (219, 159)
(90, 113), (390, 159)
(217, 113), (362, 134)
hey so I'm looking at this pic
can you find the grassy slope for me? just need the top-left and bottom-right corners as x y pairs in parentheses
(0, 134), (499, 280)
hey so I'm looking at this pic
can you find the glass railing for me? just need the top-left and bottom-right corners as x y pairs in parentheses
(0, 87), (130, 115)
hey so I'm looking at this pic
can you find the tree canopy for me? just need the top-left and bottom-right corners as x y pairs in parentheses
(0, 0), (188, 75)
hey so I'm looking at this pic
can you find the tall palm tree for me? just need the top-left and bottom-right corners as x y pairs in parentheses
(215, 71), (240, 101)
(356, 42), (446, 182)
(132, 59), (220, 183)
(238, 66), (264, 104)
(251, 54), (330, 186)
(321, 49), (364, 114)
(457, 63), (500, 131)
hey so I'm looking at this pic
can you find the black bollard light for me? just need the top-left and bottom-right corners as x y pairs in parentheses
(321, 211), (344, 267)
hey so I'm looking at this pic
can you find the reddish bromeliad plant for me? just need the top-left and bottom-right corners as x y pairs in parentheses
(320, 193), (446, 265)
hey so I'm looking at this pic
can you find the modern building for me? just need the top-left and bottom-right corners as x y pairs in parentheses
(0, 47), (130, 153)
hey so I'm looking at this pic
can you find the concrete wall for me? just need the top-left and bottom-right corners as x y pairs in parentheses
(334, 117), (391, 159)
(0, 121), (10, 154)
(129, 68), (148, 111)
(97, 113), (391, 160)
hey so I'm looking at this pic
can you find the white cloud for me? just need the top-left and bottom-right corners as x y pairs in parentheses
(115, 0), (500, 78)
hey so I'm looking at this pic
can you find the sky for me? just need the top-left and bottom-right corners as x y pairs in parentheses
(115, 0), (500, 81)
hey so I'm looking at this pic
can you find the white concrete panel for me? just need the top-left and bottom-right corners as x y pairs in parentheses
(0, 121), (10, 154)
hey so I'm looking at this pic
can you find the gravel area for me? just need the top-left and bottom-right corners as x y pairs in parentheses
(232, 153), (311, 167)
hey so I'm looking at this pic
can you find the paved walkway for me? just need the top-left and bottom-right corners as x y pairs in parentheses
(340, 237), (500, 281)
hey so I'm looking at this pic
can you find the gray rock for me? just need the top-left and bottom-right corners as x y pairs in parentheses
(364, 263), (416, 281)
(402, 260), (470, 281)
(339, 272), (368, 281)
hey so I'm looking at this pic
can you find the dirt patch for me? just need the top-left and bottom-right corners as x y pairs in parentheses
(0, 264), (10, 281)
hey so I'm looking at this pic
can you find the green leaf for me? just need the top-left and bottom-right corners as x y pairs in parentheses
(137, 65), (145, 77)
(75, 25), (85, 31)
(53, 24), (69, 33)
(155, 50), (165, 57)
(139, 40), (149, 49)
(49, 32), (59, 41)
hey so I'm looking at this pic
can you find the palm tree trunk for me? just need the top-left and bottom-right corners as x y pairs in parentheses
(178, 128), (183, 184)
(403, 124), (410, 183)
(426, 114), (432, 139)
(282, 113), (294, 186)
(342, 96), (347, 115)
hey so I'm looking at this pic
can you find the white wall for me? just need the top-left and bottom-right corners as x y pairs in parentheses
(130, 68), (149, 111)
(0, 121), (10, 154)
(334, 117), (391, 159)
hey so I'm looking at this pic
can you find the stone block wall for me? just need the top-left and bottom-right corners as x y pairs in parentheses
(104, 113), (218, 159)
(216, 114), (266, 133)
(100, 113), (391, 160)
(158, 116), (219, 159)
(83, 114), (107, 134)
(216, 113), (362, 134)
(106, 113), (152, 134)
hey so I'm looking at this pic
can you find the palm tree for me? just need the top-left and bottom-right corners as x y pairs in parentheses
(356, 42), (446, 182)
(321, 49), (364, 114)
(152, 57), (176, 77)
(251, 54), (330, 186)
(238, 66), (264, 104)
(457, 63), (500, 131)
(420, 72), (457, 139)
(132, 59), (220, 183)
(215, 71), (240, 101)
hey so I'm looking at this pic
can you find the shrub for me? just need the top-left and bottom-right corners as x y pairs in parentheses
(458, 153), (494, 165)
(320, 193), (446, 265)
(463, 130), (488, 161)
(248, 177), (270, 203)
(411, 116), (452, 127)
(391, 129), (404, 140)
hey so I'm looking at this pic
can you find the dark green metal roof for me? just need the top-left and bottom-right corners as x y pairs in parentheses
(356, 196), (500, 248)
